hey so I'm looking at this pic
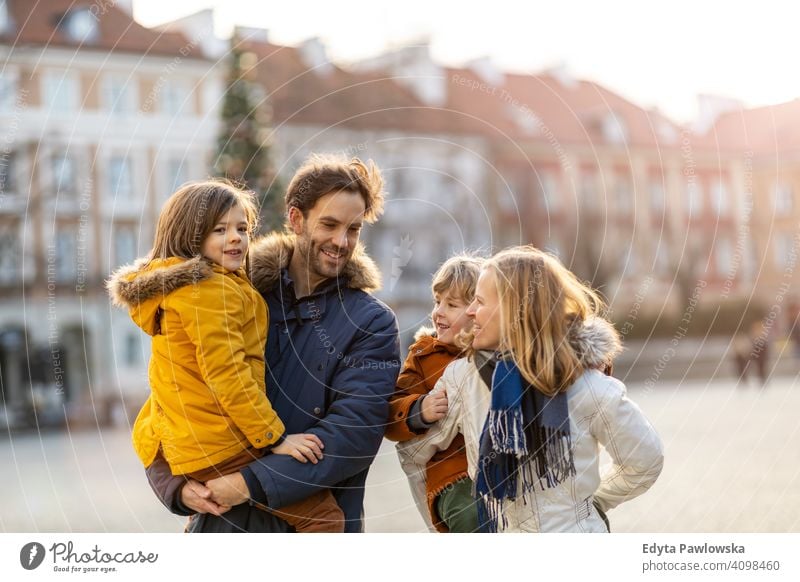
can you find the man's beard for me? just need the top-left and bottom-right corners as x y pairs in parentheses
(296, 231), (351, 283)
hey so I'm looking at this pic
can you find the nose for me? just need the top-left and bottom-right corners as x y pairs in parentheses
(466, 299), (477, 318)
(333, 229), (349, 250)
(229, 229), (242, 243)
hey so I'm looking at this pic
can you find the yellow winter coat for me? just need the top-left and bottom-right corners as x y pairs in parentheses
(107, 256), (285, 475)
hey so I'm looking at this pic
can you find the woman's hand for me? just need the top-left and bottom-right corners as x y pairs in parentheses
(272, 433), (325, 464)
(421, 390), (448, 423)
(205, 472), (250, 507)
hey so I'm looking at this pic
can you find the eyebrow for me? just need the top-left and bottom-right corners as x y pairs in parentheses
(319, 216), (363, 227)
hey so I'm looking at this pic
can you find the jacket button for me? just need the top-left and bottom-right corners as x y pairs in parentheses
(255, 439), (261, 443)
(267, 432), (273, 439)
(313, 407), (322, 415)
(317, 363), (324, 371)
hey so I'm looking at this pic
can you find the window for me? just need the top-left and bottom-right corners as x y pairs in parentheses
(686, 181), (703, 218)
(0, 0), (12, 36)
(55, 228), (77, 281)
(0, 151), (17, 195)
(113, 225), (137, 268)
(775, 183), (793, 215)
(162, 79), (190, 116)
(615, 176), (633, 214)
(52, 152), (77, 197)
(774, 233), (796, 269)
(538, 171), (559, 212)
(167, 157), (188, 193)
(649, 180), (665, 213)
(64, 9), (99, 44)
(0, 226), (19, 283)
(43, 73), (79, 114)
(580, 172), (598, 210)
(712, 180), (728, 216)
(124, 333), (141, 367)
(104, 75), (136, 115)
(715, 238), (732, 276)
(603, 112), (628, 144)
(108, 156), (133, 199)
(0, 71), (17, 111)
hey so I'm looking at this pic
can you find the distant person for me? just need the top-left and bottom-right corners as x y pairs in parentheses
(108, 180), (343, 532)
(733, 320), (770, 387)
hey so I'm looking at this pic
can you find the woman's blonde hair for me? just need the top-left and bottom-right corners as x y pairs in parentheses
(487, 246), (607, 397)
(149, 179), (259, 262)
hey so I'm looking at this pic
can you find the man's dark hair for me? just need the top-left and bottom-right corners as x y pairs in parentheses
(285, 154), (385, 222)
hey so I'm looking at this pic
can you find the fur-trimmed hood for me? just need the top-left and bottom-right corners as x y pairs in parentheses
(106, 256), (214, 335)
(569, 316), (623, 369)
(106, 255), (214, 308)
(248, 231), (381, 295)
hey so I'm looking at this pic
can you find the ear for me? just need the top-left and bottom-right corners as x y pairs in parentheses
(287, 206), (304, 235)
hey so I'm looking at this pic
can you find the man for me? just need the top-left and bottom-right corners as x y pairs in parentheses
(146, 154), (401, 532)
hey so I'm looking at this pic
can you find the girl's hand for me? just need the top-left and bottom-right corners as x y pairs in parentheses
(272, 433), (325, 464)
(421, 390), (448, 423)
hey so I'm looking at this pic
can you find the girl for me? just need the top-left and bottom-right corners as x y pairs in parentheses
(386, 255), (484, 532)
(398, 246), (663, 532)
(107, 180), (343, 532)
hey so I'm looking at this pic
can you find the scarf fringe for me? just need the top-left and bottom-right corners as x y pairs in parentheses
(487, 407), (527, 456)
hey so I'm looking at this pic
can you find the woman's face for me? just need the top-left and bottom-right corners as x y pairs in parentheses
(466, 268), (502, 351)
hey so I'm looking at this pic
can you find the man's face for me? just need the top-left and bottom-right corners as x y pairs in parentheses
(290, 189), (366, 284)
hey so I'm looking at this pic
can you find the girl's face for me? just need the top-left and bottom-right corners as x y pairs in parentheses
(201, 204), (249, 271)
(431, 289), (471, 346)
(466, 268), (502, 351)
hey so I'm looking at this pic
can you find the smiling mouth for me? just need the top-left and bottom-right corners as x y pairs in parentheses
(224, 249), (242, 257)
(321, 248), (346, 260)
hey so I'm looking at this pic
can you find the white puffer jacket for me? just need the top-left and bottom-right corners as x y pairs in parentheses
(397, 318), (664, 533)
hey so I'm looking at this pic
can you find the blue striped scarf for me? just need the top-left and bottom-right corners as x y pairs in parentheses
(474, 356), (575, 532)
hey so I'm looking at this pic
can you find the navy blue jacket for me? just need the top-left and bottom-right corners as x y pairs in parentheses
(146, 233), (400, 532)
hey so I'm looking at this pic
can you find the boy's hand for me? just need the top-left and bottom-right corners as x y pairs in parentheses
(272, 433), (325, 464)
(421, 390), (448, 423)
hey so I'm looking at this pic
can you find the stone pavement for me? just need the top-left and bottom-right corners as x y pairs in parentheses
(1, 376), (799, 533)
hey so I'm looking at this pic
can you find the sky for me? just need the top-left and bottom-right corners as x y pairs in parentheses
(133, 0), (800, 123)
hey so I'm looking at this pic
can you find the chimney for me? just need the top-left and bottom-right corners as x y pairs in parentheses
(694, 94), (743, 133)
(467, 56), (504, 87)
(299, 37), (334, 77)
(154, 9), (227, 58)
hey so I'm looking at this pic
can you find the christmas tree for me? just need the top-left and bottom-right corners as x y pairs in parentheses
(214, 39), (284, 233)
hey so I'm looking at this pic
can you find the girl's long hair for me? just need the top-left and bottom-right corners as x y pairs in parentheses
(149, 179), (259, 265)
(488, 245), (607, 397)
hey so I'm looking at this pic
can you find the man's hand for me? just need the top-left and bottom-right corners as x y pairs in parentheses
(180, 479), (232, 516)
(420, 390), (448, 423)
(272, 433), (325, 464)
(205, 472), (250, 507)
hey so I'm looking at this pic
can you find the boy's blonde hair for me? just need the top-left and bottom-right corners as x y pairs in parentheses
(149, 179), (259, 263)
(431, 254), (485, 304)
(486, 245), (613, 397)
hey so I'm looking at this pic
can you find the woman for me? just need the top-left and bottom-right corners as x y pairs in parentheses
(398, 246), (664, 532)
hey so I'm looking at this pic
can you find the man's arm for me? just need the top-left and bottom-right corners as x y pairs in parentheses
(239, 305), (400, 510)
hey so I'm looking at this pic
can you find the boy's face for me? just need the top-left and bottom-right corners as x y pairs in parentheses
(432, 289), (471, 346)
